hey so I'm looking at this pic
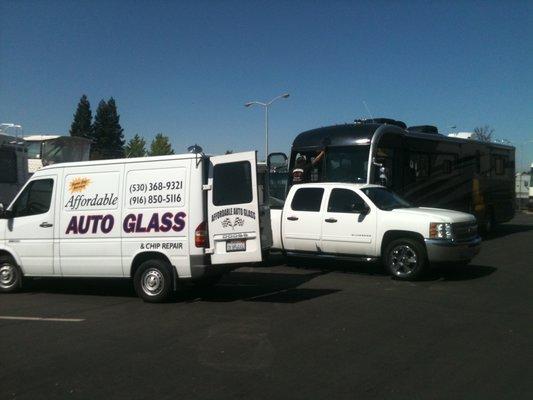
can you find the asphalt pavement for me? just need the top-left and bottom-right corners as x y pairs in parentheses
(1, 213), (532, 400)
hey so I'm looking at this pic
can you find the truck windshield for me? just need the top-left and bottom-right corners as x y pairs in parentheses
(362, 187), (411, 210)
(324, 146), (369, 183)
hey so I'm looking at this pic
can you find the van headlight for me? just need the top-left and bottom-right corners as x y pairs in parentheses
(429, 222), (453, 239)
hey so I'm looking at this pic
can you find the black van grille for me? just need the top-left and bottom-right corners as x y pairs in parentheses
(452, 222), (478, 242)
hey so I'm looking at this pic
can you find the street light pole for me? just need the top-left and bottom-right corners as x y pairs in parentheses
(244, 93), (289, 161)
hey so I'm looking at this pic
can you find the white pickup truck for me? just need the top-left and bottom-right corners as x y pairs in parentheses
(270, 183), (481, 279)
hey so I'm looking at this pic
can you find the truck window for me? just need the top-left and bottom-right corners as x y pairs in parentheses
(327, 189), (367, 213)
(291, 188), (324, 212)
(213, 161), (253, 206)
(11, 179), (54, 217)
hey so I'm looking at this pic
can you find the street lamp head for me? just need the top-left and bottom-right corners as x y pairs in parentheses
(281, 93), (290, 99)
(244, 102), (254, 108)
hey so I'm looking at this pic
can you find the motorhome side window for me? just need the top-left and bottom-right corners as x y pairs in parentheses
(327, 189), (366, 213)
(11, 179), (53, 217)
(0, 149), (17, 183)
(409, 153), (430, 179)
(291, 188), (324, 212)
(493, 156), (505, 175)
(213, 161), (253, 206)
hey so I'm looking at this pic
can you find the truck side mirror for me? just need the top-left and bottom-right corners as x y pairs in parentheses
(0, 203), (12, 219)
(352, 203), (370, 215)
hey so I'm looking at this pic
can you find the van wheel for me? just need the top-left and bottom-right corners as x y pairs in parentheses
(0, 256), (22, 293)
(384, 238), (427, 280)
(134, 259), (173, 303)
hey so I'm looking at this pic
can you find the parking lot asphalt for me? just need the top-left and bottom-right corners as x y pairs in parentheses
(1, 213), (532, 400)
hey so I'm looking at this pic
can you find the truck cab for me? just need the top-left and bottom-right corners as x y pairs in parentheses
(271, 183), (481, 279)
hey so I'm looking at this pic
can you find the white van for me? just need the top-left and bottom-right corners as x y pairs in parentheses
(0, 151), (272, 302)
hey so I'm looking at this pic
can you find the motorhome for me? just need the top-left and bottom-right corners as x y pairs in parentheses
(0, 150), (271, 302)
(268, 118), (515, 232)
(24, 134), (91, 174)
(0, 130), (29, 207)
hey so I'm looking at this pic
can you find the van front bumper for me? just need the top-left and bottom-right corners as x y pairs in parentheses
(424, 237), (481, 263)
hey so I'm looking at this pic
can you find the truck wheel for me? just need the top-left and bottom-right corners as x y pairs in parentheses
(0, 256), (22, 293)
(134, 259), (173, 303)
(384, 238), (427, 280)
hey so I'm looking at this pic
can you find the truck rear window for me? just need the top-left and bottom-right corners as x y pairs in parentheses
(213, 161), (253, 206)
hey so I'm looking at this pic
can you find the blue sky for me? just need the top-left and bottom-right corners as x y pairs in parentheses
(1, 0), (532, 170)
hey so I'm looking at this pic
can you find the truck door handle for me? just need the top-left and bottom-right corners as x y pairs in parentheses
(324, 218), (337, 223)
(286, 216), (299, 221)
(40, 222), (53, 228)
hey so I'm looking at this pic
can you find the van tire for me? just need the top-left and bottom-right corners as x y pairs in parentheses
(0, 256), (22, 293)
(383, 238), (427, 280)
(134, 259), (173, 303)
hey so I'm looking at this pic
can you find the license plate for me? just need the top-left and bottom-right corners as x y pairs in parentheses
(226, 239), (246, 252)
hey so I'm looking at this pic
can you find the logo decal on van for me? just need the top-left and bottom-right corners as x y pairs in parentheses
(69, 177), (91, 193)
(221, 217), (245, 230)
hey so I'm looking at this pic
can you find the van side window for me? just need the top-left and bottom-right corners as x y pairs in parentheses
(11, 179), (54, 217)
(291, 188), (324, 212)
(328, 189), (367, 213)
(213, 161), (253, 206)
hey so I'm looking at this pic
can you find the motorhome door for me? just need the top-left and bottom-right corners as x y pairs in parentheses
(207, 151), (265, 264)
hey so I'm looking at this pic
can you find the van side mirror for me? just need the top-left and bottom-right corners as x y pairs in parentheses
(267, 152), (288, 172)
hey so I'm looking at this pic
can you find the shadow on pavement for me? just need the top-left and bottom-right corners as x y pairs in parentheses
(21, 269), (336, 304)
(423, 264), (497, 281)
(266, 254), (497, 282)
(482, 223), (533, 241)
(180, 270), (337, 303)
(24, 277), (137, 298)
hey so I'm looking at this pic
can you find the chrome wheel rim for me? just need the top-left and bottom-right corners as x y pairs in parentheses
(389, 245), (418, 278)
(141, 268), (164, 296)
(0, 263), (18, 289)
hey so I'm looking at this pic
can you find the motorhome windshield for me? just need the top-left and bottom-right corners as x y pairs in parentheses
(323, 146), (369, 183)
(361, 187), (411, 210)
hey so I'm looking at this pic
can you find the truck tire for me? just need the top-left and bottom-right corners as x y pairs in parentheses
(134, 259), (173, 303)
(384, 238), (427, 280)
(0, 256), (23, 293)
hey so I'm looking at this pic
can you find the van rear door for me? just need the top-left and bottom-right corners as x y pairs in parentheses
(207, 151), (267, 264)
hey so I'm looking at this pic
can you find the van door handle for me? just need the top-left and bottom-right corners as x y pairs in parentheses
(40, 222), (53, 228)
(324, 218), (337, 223)
(286, 216), (299, 221)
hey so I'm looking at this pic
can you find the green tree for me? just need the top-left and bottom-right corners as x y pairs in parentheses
(69, 94), (92, 138)
(125, 134), (147, 157)
(91, 97), (125, 159)
(472, 125), (494, 142)
(225, 150), (233, 154)
(149, 133), (174, 156)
